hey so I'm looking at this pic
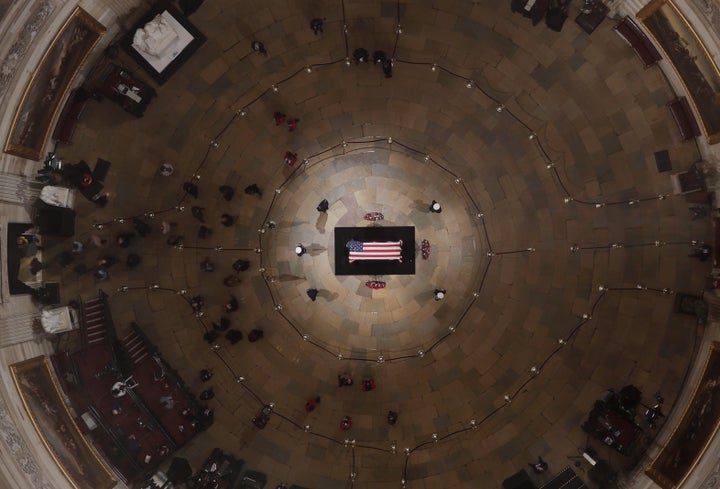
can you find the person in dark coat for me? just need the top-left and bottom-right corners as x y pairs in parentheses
(306, 288), (318, 301)
(316, 199), (329, 212)
(199, 388), (215, 400)
(133, 218), (152, 237)
(248, 329), (264, 342)
(387, 410), (398, 425)
(166, 235), (183, 246)
(221, 214), (236, 227)
(221, 317), (231, 329)
(233, 259), (250, 272)
(225, 329), (243, 344)
(213, 317), (231, 331)
(353, 48), (369, 63)
(245, 183), (263, 196)
(690, 243), (712, 261)
(198, 225), (212, 239)
(310, 17), (325, 34)
(203, 331), (218, 343)
(382, 59), (393, 78)
(200, 257), (215, 272)
(183, 182), (199, 198)
(224, 275), (239, 287)
(225, 295), (239, 312)
(191, 296), (204, 313)
(98, 255), (120, 268)
(191, 206), (205, 222)
(251, 40), (267, 56)
(126, 253), (141, 268)
(219, 185), (234, 201)
(116, 233), (135, 248)
(200, 369), (213, 382)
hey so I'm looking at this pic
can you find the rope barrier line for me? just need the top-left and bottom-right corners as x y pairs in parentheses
(92, 2), (685, 484)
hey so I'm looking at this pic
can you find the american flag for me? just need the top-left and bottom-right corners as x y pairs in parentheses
(347, 239), (403, 263)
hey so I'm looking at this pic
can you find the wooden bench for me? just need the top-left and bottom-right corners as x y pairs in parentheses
(668, 97), (701, 141)
(612, 16), (662, 68)
(52, 88), (89, 144)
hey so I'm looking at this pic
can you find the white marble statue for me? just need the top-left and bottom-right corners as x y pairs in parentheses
(132, 14), (178, 57)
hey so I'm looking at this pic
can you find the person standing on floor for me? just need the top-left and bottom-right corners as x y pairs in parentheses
(225, 295), (239, 312)
(219, 185), (234, 201)
(373, 50), (387, 64)
(387, 410), (398, 425)
(232, 259), (250, 272)
(244, 183), (263, 197)
(251, 40), (267, 56)
(248, 329), (264, 342)
(221, 214), (236, 227)
(306, 288), (318, 301)
(116, 233), (135, 248)
(160, 163), (174, 176)
(284, 151), (298, 166)
(353, 47), (369, 63)
(382, 59), (393, 78)
(316, 199), (329, 212)
(310, 17), (325, 34)
(191, 206), (205, 222)
(529, 456), (548, 474)
(183, 182), (199, 198)
(305, 396), (321, 413)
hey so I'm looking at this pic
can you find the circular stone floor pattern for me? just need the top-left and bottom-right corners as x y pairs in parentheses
(47, 1), (705, 488)
(265, 148), (486, 355)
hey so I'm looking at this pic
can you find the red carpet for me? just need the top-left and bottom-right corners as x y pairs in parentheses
(50, 295), (205, 484)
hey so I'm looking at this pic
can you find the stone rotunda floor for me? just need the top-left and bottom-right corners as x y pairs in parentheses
(43, 1), (709, 488)
(265, 148), (487, 356)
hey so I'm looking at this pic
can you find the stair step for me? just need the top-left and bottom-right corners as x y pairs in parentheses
(134, 352), (150, 364)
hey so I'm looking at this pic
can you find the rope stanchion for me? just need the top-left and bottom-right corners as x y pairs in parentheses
(91, 2), (692, 485)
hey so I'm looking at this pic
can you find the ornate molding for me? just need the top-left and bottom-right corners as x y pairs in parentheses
(0, 394), (53, 489)
(0, 0), (56, 98)
(688, 0), (720, 43)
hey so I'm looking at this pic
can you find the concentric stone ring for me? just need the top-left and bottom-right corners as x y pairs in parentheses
(262, 145), (489, 357)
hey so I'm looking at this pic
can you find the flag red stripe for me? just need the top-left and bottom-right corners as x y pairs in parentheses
(349, 241), (403, 263)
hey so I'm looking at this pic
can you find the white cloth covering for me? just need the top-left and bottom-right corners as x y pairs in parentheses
(41, 306), (79, 334)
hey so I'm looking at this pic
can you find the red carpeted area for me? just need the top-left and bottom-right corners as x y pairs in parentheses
(50, 295), (206, 484)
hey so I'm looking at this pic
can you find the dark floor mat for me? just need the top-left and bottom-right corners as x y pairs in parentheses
(655, 149), (671, 172)
(334, 226), (415, 275)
